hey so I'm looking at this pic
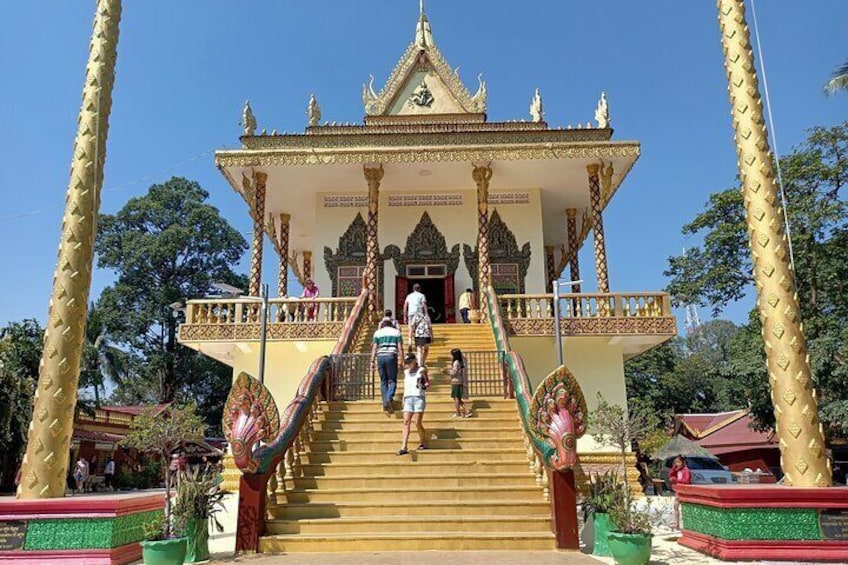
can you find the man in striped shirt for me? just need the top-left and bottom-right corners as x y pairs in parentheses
(371, 319), (404, 413)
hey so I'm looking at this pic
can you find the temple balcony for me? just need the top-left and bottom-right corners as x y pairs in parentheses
(498, 291), (676, 360)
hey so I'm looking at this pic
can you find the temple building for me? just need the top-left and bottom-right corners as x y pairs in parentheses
(178, 6), (676, 552)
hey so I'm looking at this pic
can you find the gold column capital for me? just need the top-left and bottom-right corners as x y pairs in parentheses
(254, 171), (268, 185)
(586, 163), (601, 176)
(279, 212), (291, 225)
(363, 164), (385, 185)
(565, 207), (577, 219)
(472, 163), (494, 187)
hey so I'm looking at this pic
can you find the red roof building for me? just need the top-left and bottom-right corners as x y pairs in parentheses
(675, 409), (780, 474)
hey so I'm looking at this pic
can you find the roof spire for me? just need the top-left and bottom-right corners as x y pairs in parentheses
(415, 0), (434, 48)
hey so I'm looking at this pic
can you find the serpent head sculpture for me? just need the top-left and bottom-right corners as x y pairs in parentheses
(222, 372), (281, 474)
(529, 365), (587, 470)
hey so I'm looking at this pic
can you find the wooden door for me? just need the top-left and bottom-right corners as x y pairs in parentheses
(395, 276), (408, 322)
(444, 274), (456, 323)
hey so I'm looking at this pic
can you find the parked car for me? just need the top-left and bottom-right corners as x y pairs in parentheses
(663, 456), (734, 486)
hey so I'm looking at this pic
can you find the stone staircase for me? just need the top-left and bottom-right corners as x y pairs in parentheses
(261, 324), (556, 552)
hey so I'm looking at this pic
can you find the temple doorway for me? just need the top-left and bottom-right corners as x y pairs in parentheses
(396, 271), (455, 323)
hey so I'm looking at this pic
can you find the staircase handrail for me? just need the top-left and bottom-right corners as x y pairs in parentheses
(483, 287), (556, 470)
(253, 289), (369, 474)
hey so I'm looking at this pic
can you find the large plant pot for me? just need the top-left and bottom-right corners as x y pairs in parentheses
(592, 512), (613, 556)
(184, 518), (210, 563)
(141, 537), (187, 565)
(607, 531), (652, 565)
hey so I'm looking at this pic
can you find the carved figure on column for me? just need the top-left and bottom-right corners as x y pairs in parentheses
(364, 165), (384, 315)
(268, 213), (291, 297)
(718, 0), (830, 486)
(19, 0), (122, 500)
(587, 164), (610, 294)
(600, 161), (614, 202)
(565, 209), (582, 294)
(472, 164), (493, 293)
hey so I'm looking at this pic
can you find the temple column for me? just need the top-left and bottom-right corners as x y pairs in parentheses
(268, 213), (290, 296)
(566, 208), (582, 293)
(544, 245), (556, 292)
(248, 172), (267, 297)
(302, 250), (312, 282)
(364, 165), (384, 315)
(473, 164), (493, 294)
(19, 0), (122, 499)
(587, 164), (609, 294)
(718, 0), (830, 486)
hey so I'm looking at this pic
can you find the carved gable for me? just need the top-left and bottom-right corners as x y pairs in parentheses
(362, 16), (486, 118)
(384, 212), (460, 276)
(324, 213), (372, 297)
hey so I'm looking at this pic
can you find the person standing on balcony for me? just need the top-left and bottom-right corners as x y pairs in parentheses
(403, 284), (428, 341)
(300, 279), (320, 321)
(371, 319), (404, 413)
(397, 353), (430, 455)
(411, 311), (432, 366)
(458, 288), (473, 323)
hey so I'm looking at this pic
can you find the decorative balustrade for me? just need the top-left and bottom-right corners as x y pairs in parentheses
(497, 292), (675, 337)
(180, 296), (358, 341)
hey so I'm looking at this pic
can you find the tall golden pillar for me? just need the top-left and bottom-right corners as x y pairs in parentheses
(718, 0), (830, 486)
(364, 165), (384, 315)
(566, 208), (582, 293)
(268, 213), (290, 297)
(18, 0), (122, 499)
(473, 164), (493, 293)
(302, 250), (313, 282)
(587, 164), (610, 293)
(248, 172), (268, 297)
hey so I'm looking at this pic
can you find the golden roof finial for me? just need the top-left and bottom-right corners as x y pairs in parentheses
(415, 0), (433, 48)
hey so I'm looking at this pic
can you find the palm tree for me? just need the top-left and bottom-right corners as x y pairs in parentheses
(825, 60), (848, 95)
(79, 304), (128, 407)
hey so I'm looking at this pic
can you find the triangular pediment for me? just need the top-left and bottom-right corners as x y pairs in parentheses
(362, 15), (486, 118)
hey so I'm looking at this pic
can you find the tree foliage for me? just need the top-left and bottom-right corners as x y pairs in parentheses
(94, 177), (247, 426)
(639, 122), (848, 440)
(0, 319), (42, 491)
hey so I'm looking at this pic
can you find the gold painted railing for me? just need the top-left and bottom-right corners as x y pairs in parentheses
(184, 297), (357, 325)
(499, 292), (671, 320)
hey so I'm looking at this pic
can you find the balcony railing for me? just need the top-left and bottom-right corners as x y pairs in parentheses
(179, 297), (358, 342)
(498, 292), (675, 337)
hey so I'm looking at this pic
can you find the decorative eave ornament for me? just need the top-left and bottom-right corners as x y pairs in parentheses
(307, 93), (322, 127)
(242, 100), (257, 136)
(530, 88), (544, 123)
(595, 91), (610, 129)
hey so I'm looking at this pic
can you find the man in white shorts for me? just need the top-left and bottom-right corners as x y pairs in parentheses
(397, 353), (430, 455)
(404, 283), (427, 346)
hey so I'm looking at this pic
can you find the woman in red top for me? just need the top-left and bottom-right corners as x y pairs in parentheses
(669, 455), (691, 529)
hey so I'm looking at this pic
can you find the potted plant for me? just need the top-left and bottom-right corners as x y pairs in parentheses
(173, 466), (225, 563)
(582, 470), (623, 556)
(590, 395), (658, 565)
(125, 403), (205, 565)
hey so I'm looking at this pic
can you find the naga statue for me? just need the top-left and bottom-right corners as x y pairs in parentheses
(222, 372), (281, 473)
(529, 365), (587, 470)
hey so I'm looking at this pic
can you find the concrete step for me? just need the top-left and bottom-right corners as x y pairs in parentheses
(305, 437), (525, 452)
(313, 419), (517, 432)
(258, 531), (556, 552)
(303, 447), (527, 464)
(322, 399), (516, 412)
(299, 460), (532, 477)
(310, 426), (521, 440)
(287, 472), (536, 489)
(280, 485), (544, 503)
(265, 515), (553, 535)
(269, 500), (551, 520)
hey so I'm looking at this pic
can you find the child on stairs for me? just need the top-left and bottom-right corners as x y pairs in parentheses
(446, 348), (472, 418)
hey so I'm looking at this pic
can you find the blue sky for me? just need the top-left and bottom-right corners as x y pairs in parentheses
(0, 1), (845, 328)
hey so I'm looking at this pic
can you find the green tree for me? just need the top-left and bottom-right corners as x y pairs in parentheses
(663, 122), (848, 437)
(825, 60), (848, 95)
(79, 303), (129, 407)
(125, 403), (205, 538)
(94, 177), (247, 426)
(0, 319), (43, 492)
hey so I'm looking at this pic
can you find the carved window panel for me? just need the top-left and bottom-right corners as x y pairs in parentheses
(338, 266), (366, 297)
(492, 263), (521, 294)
